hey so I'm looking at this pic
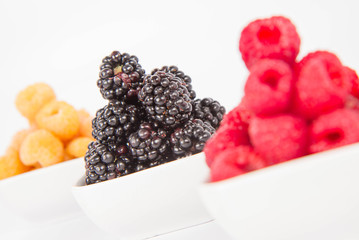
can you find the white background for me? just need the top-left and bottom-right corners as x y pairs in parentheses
(0, 0), (359, 239)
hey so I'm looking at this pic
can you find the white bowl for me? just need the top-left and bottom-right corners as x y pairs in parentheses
(0, 158), (84, 223)
(200, 143), (359, 240)
(72, 152), (213, 240)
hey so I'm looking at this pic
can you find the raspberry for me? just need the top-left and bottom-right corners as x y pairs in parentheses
(10, 127), (36, 152)
(244, 59), (294, 115)
(239, 16), (300, 69)
(309, 108), (359, 153)
(19, 129), (64, 167)
(0, 148), (32, 180)
(345, 95), (359, 111)
(66, 137), (94, 158)
(221, 99), (252, 127)
(15, 83), (56, 122)
(77, 109), (94, 138)
(345, 66), (359, 98)
(204, 121), (250, 167)
(210, 146), (266, 182)
(293, 53), (349, 119)
(249, 114), (308, 164)
(35, 101), (80, 141)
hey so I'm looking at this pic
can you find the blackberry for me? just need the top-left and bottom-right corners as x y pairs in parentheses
(128, 122), (170, 163)
(170, 119), (215, 157)
(97, 51), (145, 103)
(92, 100), (142, 148)
(138, 71), (193, 127)
(192, 98), (226, 129)
(84, 141), (134, 185)
(152, 66), (196, 99)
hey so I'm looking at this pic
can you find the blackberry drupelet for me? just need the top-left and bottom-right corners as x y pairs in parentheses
(97, 51), (145, 103)
(128, 122), (170, 164)
(92, 100), (142, 148)
(170, 119), (215, 157)
(138, 71), (193, 127)
(152, 66), (196, 99)
(84, 141), (134, 185)
(192, 98), (226, 129)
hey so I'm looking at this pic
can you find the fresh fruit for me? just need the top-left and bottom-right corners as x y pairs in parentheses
(204, 120), (250, 167)
(20, 129), (64, 167)
(170, 119), (214, 157)
(85, 141), (134, 185)
(138, 70), (193, 128)
(91, 100), (141, 149)
(77, 109), (94, 138)
(97, 51), (145, 103)
(0, 148), (32, 180)
(293, 51), (349, 119)
(210, 146), (266, 182)
(345, 66), (359, 98)
(309, 108), (359, 153)
(15, 83), (56, 122)
(239, 16), (300, 69)
(249, 114), (308, 164)
(244, 59), (294, 115)
(66, 137), (94, 158)
(151, 65), (196, 100)
(128, 122), (170, 163)
(35, 100), (80, 141)
(192, 98), (226, 129)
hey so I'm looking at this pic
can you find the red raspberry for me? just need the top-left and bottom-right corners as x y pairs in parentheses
(345, 95), (359, 111)
(244, 59), (294, 115)
(345, 66), (359, 98)
(309, 108), (359, 153)
(210, 146), (266, 182)
(293, 52), (349, 119)
(239, 16), (300, 69)
(220, 98), (252, 127)
(204, 121), (250, 167)
(249, 114), (308, 164)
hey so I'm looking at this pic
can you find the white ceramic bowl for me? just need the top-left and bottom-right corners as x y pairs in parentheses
(72, 152), (213, 240)
(0, 158), (84, 223)
(200, 143), (359, 240)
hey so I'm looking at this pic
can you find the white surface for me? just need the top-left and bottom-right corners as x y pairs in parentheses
(0, 158), (84, 223)
(72, 153), (212, 239)
(200, 143), (359, 240)
(1, 0), (359, 239)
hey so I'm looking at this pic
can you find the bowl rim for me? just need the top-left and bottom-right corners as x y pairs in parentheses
(0, 157), (83, 186)
(72, 152), (205, 189)
(202, 142), (359, 187)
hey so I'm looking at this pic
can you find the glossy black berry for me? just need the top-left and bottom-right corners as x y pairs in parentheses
(170, 119), (215, 157)
(92, 100), (142, 147)
(128, 122), (170, 163)
(97, 51), (145, 103)
(151, 66), (196, 99)
(138, 71), (192, 128)
(192, 98), (226, 129)
(84, 141), (134, 185)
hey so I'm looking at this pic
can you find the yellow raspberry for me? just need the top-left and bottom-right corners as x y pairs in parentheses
(63, 151), (74, 161)
(20, 129), (64, 167)
(77, 109), (94, 138)
(0, 148), (32, 180)
(65, 137), (93, 158)
(35, 101), (80, 141)
(15, 83), (56, 122)
(10, 127), (37, 151)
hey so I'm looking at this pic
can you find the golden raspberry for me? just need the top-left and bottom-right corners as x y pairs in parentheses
(63, 151), (74, 161)
(10, 127), (37, 151)
(35, 101), (80, 141)
(15, 83), (56, 122)
(77, 109), (94, 138)
(0, 148), (32, 180)
(65, 137), (93, 158)
(20, 129), (64, 167)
